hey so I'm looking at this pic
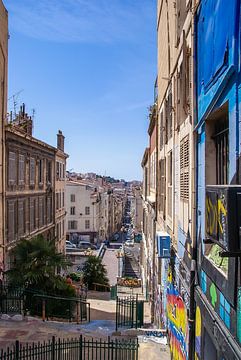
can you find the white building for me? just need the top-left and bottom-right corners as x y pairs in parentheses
(66, 181), (100, 244)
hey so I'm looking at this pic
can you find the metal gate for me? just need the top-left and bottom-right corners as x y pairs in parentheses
(0, 286), (24, 314)
(116, 296), (144, 331)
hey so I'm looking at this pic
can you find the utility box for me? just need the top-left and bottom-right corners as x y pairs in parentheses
(206, 185), (241, 251)
(156, 231), (171, 258)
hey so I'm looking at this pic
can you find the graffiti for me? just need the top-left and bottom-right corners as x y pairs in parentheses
(201, 270), (207, 294)
(210, 283), (217, 308)
(142, 330), (167, 337)
(237, 288), (241, 343)
(219, 293), (231, 329)
(206, 190), (228, 249)
(195, 306), (201, 359)
(167, 280), (189, 360)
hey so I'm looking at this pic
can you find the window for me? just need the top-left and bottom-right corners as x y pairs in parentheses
(7, 200), (16, 243)
(62, 164), (65, 180)
(62, 219), (65, 236)
(18, 154), (25, 185)
(213, 118), (229, 185)
(85, 206), (90, 215)
(180, 136), (189, 201)
(159, 159), (166, 214)
(39, 197), (44, 227)
(38, 159), (43, 184)
(30, 157), (35, 186)
(70, 194), (75, 202)
(85, 220), (90, 229)
(160, 111), (164, 151)
(30, 198), (35, 232)
(165, 90), (172, 142)
(46, 160), (52, 184)
(62, 192), (65, 207)
(18, 200), (25, 236)
(68, 220), (77, 230)
(8, 151), (16, 186)
(47, 196), (52, 224)
(70, 207), (75, 215)
(56, 161), (60, 179)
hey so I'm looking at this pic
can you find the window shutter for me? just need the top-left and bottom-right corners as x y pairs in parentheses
(180, 136), (189, 201)
(7, 201), (15, 242)
(19, 155), (25, 185)
(30, 198), (34, 232)
(18, 200), (24, 236)
(39, 197), (43, 227)
(8, 152), (16, 185)
(30, 157), (35, 185)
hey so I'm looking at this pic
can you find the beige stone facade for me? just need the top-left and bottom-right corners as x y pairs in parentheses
(55, 131), (68, 254)
(5, 108), (56, 269)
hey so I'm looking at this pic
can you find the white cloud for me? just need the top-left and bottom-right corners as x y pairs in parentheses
(6, 0), (155, 44)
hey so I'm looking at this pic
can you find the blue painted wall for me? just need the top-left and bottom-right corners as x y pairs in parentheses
(196, 0), (241, 352)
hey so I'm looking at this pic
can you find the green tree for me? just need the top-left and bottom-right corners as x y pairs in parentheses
(82, 256), (109, 289)
(6, 235), (72, 294)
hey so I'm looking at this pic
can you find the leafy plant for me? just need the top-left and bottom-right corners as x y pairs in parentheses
(82, 255), (109, 290)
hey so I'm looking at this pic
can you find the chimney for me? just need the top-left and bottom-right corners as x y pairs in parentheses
(57, 130), (65, 152)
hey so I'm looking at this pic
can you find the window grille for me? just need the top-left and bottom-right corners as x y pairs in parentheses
(180, 135), (189, 201)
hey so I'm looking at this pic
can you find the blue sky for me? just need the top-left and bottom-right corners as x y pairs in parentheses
(5, 0), (157, 181)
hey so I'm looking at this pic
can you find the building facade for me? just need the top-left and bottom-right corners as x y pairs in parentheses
(66, 181), (100, 243)
(0, 0), (8, 280)
(195, 0), (241, 359)
(55, 130), (68, 253)
(5, 107), (56, 269)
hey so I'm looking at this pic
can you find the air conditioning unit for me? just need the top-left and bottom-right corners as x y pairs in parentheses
(206, 185), (241, 252)
(156, 231), (171, 258)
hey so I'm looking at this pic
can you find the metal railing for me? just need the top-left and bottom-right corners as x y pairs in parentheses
(0, 286), (90, 323)
(0, 336), (139, 360)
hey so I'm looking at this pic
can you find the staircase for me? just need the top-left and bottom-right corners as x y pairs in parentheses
(124, 249), (140, 278)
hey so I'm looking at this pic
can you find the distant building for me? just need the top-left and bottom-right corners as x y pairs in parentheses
(55, 130), (68, 253)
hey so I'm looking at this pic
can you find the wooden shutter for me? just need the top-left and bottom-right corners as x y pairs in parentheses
(39, 197), (43, 227)
(7, 200), (15, 243)
(18, 154), (25, 185)
(30, 198), (34, 232)
(180, 136), (189, 201)
(30, 157), (35, 185)
(8, 152), (16, 186)
(18, 200), (24, 236)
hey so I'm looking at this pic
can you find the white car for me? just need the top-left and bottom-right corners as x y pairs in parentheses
(65, 241), (76, 248)
(125, 240), (134, 247)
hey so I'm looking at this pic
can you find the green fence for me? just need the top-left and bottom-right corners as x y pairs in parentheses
(116, 296), (144, 331)
(0, 336), (139, 360)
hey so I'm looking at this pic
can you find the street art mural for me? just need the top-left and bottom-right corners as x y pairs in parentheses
(166, 269), (189, 360)
(237, 288), (241, 343)
(195, 306), (202, 360)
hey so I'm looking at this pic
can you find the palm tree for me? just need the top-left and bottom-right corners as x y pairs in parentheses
(82, 255), (109, 289)
(6, 235), (72, 293)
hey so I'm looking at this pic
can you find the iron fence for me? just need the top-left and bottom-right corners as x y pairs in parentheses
(0, 286), (90, 323)
(0, 336), (139, 360)
(116, 296), (144, 331)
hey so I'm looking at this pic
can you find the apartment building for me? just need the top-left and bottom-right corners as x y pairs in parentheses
(55, 130), (68, 253)
(5, 106), (56, 268)
(194, 1), (241, 358)
(141, 1), (196, 357)
(66, 181), (100, 243)
(0, 1), (8, 279)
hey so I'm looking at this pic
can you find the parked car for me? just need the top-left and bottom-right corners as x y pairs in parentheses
(77, 241), (97, 250)
(125, 240), (134, 247)
(65, 241), (76, 248)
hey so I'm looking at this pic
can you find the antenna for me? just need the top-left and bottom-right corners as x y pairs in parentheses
(8, 89), (24, 118)
(32, 108), (36, 120)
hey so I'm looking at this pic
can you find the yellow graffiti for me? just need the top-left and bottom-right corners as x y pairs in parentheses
(195, 306), (201, 337)
(206, 195), (227, 237)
